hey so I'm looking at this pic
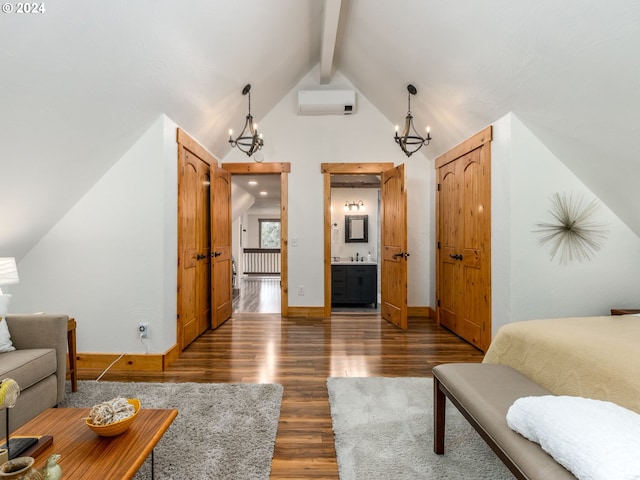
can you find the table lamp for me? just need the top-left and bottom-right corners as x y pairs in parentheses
(0, 379), (37, 460)
(0, 258), (19, 321)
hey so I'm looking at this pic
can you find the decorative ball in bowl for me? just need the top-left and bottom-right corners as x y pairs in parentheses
(86, 398), (140, 437)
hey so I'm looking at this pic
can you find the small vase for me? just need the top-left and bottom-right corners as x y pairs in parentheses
(0, 457), (43, 480)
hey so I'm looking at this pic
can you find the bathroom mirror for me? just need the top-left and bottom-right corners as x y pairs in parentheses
(345, 215), (368, 243)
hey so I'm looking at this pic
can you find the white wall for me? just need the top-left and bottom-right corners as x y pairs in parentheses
(224, 66), (435, 308)
(9, 87), (639, 356)
(492, 113), (640, 334)
(12, 114), (179, 354)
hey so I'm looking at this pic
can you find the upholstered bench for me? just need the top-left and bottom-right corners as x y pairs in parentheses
(432, 363), (576, 480)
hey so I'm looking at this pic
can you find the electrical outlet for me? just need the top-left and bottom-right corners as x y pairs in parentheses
(138, 323), (149, 338)
(298, 285), (305, 296)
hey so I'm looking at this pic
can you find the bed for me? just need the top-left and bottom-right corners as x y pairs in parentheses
(482, 314), (640, 413)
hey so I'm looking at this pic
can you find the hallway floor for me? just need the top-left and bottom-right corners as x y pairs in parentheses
(233, 275), (281, 313)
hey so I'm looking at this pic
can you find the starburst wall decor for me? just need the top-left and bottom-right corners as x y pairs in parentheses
(534, 192), (608, 264)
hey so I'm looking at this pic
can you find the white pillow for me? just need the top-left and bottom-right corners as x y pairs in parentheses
(0, 320), (13, 352)
(507, 395), (640, 480)
(0, 294), (14, 352)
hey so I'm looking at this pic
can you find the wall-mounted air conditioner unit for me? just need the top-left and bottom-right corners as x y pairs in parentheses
(297, 90), (356, 116)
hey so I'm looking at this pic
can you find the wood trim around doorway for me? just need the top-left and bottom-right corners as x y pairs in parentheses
(222, 162), (291, 316)
(321, 162), (394, 317)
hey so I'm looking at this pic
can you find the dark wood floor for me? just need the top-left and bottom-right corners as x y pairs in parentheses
(86, 312), (484, 479)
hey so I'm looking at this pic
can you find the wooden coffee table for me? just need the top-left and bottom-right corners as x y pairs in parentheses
(6, 407), (177, 479)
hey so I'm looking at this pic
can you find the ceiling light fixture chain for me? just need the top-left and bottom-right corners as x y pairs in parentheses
(229, 83), (264, 159)
(394, 84), (432, 157)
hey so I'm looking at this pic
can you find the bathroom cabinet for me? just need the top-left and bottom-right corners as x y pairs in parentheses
(331, 264), (377, 307)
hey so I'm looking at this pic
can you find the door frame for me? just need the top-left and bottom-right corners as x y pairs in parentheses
(321, 162), (394, 317)
(222, 162), (291, 316)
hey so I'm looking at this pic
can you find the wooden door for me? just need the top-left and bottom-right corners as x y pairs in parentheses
(198, 168), (212, 334)
(437, 160), (459, 332)
(177, 140), (212, 350)
(381, 164), (408, 330)
(211, 164), (233, 329)
(436, 126), (492, 351)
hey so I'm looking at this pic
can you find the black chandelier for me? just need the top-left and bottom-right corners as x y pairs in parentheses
(228, 84), (264, 158)
(394, 84), (432, 157)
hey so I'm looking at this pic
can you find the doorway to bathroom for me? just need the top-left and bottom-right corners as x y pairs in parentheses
(329, 175), (381, 314)
(322, 162), (409, 329)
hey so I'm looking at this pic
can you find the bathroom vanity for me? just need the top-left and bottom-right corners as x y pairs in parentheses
(331, 262), (377, 307)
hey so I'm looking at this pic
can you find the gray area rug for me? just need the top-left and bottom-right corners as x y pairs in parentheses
(327, 377), (514, 480)
(60, 381), (283, 479)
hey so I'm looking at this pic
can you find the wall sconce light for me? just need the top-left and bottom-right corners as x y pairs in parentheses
(394, 84), (432, 157)
(228, 84), (264, 159)
(344, 200), (365, 212)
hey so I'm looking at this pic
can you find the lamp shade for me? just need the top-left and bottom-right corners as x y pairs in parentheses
(0, 378), (20, 409)
(0, 258), (19, 286)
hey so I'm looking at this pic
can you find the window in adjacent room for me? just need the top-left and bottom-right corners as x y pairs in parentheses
(259, 219), (281, 248)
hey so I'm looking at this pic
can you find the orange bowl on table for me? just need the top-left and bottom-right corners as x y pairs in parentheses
(85, 399), (140, 437)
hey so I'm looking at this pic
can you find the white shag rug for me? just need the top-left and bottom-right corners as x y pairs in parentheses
(327, 376), (514, 480)
(60, 381), (283, 479)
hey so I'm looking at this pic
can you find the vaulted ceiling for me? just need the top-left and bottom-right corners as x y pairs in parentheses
(2, 0), (639, 259)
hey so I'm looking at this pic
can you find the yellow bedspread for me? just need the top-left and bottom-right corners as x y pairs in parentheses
(483, 315), (640, 413)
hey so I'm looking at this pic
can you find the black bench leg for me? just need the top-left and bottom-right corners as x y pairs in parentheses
(434, 374), (446, 454)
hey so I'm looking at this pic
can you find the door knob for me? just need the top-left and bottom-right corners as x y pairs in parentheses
(393, 252), (410, 259)
(449, 254), (463, 261)
(211, 251), (222, 258)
